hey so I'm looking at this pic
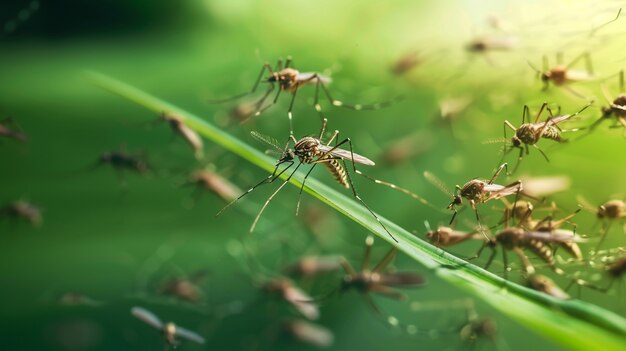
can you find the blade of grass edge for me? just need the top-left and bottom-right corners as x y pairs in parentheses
(87, 71), (626, 350)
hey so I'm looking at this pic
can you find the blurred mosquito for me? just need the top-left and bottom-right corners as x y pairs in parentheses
(0, 117), (27, 142)
(217, 118), (398, 242)
(261, 278), (320, 320)
(526, 274), (570, 300)
(283, 255), (342, 277)
(578, 196), (626, 249)
(377, 130), (433, 167)
(424, 222), (483, 248)
(528, 53), (594, 97)
(157, 112), (204, 159)
(157, 270), (209, 303)
(494, 101), (592, 172)
(57, 292), (103, 307)
(0, 200), (42, 227)
(281, 319), (334, 348)
(473, 225), (584, 278)
(589, 70), (626, 134)
(458, 304), (498, 348)
(391, 51), (422, 76)
(465, 35), (518, 65)
(209, 57), (397, 135)
(184, 167), (241, 203)
(424, 163), (523, 231)
(131, 306), (205, 347)
(98, 148), (150, 176)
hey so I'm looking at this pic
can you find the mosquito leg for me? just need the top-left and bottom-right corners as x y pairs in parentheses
(370, 285), (406, 300)
(372, 247), (398, 273)
(449, 208), (458, 225)
(502, 249), (509, 280)
(483, 245), (497, 270)
(355, 171), (439, 211)
(340, 257), (358, 276)
(595, 221), (613, 250)
(250, 162), (303, 233)
(488, 163), (507, 184)
(216, 161), (294, 216)
(534, 102), (548, 123)
(362, 236), (374, 271)
(284, 56), (292, 68)
(318, 118), (328, 140)
(317, 77), (400, 111)
(532, 144), (550, 162)
(287, 85), (299, 136)
(209, 63), (273, 103)
(337, 136), (398, 242)
(295, 164), (318, 216)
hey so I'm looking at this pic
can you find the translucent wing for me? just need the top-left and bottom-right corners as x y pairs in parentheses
(317, 145), (375, 166)
(284, 320), (334, 348)
(576, 195), (597, 213)
(524, 230), (585, 243)
(175, 325), (206, 344)
(251, 131), (282, 152)
(378, 272), (426, 287)
(519, 175), (570, 197)
(283, 285), (320, 320)
(481, 137), (509, 145)
(424, 171), (453, 197)
(131, 306), (163, 330)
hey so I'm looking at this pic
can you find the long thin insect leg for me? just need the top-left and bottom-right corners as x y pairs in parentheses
(483, 245), (497, 270)
(355, 171), (440, 211)
(531, 144), (550, 162)
(284, 56), (293, 69)
(250, 162), (303, 233)
(339, 136), (398, 242)
(534, 102), (548, 123)
(595, 220), (613, 250)
(209, 63), (273, 103)
(317, 77), (399, 111)
(295, 164), (318, 216)
(287, 85), (299, 136)
(488, 163), (507, 184)
(216, 161), (293, 216)
(372, 247), (398, 273)
(362, 236), (374, 271)
(502, 249), (509, 280)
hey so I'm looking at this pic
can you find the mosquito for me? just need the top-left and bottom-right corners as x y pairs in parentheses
(528, 52), (595, 97)
(499, 101), (592, 172)
(158, 270), (209, 303)
(209, 57), (397, 135)
(459, 309), (497, 347)
(424, 222), (483, 248)
(185, 167), (241, 203)
(131, 306), (205, 347)
(157, 112), (204, 159)
(577, 196), (626, 249)
(590, 70), (626, 133)
(261, 278), (320, 320)
(466, 35), (518, 55)
(283, 255), (343, 277)
(391, 51), (422, 76)
(337, 235), (425, 309)
(475, 226), (584, 278)
(0, 200), (42, 226)
(424, 163), (523, 230)
(98, 148), (150, 175)
(0, 117), (27, 142)
(57, 292), (103, 307)
(217, 118), (398, 242)
(568, 254), (626, 293)
(526, 274), (570, 300)
(281, 319), (334, 348)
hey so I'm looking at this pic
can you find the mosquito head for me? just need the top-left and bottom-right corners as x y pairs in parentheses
(448, 195), (462, 210)
(540, 71), (551, 83)
(277, 149), (295, 165)
(163, 322), (178, 345)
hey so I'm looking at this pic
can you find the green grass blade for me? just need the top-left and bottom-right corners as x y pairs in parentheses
(87, 71), (626, 350)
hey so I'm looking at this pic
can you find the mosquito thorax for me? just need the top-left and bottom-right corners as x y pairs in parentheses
(546, 66), (567, 85)
(460, 181), (484, 201)
(511, 201), (533, 220)
(426, 227), (452, 244)
(611, 95), (626, 116)
(466, 40), (487, 53)
(495, 227), (524, 249)
(515, 124), (537, 144)
(268, 68), (299, 90)
(294, 137), (320, 161)
(598, 200), (625, 219)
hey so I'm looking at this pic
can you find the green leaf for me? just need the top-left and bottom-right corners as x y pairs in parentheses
(88, 71), (626, 350)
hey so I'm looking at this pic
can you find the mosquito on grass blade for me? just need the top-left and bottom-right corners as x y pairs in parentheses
(131, 306), (205, 348)
(156, 112), (204, 160)
(217, 118), (399, 242)
(208, 57), (400, 135)
(424, 163), (523, 233)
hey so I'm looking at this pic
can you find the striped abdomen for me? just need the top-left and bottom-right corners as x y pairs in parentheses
(525, 239), (555, 266)
(556, 242), (582, 260)
(322, 158), (349, 188)
(540, 126), (561, 142)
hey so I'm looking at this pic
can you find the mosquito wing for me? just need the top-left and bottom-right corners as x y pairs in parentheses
(424, 171), (453, 197)
(317, 145), (375, 166)
(131, 306), (164, 330)
(379, 272), (426, 287)
(485, 182), (521, 200)
(284, 320), (334, 348)
(524, 230), (584, 243)
(175, 325), (206, 344)
(283, 285), (320, 320)
(251, 131), (283, 152)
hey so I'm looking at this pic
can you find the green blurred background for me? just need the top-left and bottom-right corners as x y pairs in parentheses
(1, 0), (625, 350)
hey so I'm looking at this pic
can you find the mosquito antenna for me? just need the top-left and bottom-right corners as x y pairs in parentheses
(250, 131), (283, 152)
(423, 171), (454, 197)
(589, 8), (622, 38)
